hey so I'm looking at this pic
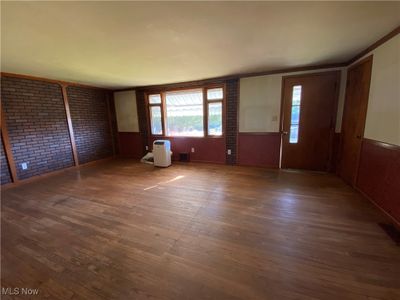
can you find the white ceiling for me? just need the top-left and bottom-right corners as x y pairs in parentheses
(1, 1), (399, 89)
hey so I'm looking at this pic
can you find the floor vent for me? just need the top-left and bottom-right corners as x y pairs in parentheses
(378, 223), (400, 246)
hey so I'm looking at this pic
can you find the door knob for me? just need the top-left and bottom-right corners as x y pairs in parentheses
(282, 131), (288, 135)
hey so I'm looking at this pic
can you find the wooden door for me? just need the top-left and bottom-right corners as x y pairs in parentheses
(281, 71), (339, 171)
(339, 56), (373, 185)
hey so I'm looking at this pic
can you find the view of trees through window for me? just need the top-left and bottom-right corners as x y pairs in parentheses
(165, 89), (204, 136)
(149, 87), (223, 137)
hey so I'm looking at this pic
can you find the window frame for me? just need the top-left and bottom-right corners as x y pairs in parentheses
(146, 84), (225, 138)
(148, 93), (165, 136)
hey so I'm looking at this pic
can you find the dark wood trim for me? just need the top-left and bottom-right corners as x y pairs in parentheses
(362, 138), (400, 151)
(1, 72), (110, 90)
(146, 92), (164, 137)
(61, 84), (79, 166)
(349, 55), (373, 186)
(234, 81), (239, 163)
(347, 25), (400, 65)
(279, 70), (341, 171)
(160, 92), (167, 136)
(110, 92), (120, 154)
(238, 132), (281, 136)
(355, 185), (400, 229)
(146, 135), (225, 140)
(348, 54), (374, 73)
(146, 84), (226, 139)
(113, 87), (136, 93)
(278, 73), (286, 168)
(1, 102), (18, 182)
(202, 87), (208, 137)
(328, 71), (342, 172)
(105, 93), (116, 157)
(205, 84), (226, 138)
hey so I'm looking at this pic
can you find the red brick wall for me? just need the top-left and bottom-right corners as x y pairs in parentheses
(67, 86), (114, 164)
(225, 79), (239, 164)
(1, 133), (12, 184)
(1, 77), (75, 180)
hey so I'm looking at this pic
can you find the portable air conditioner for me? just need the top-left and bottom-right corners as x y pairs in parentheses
(153, 140), (172, 167)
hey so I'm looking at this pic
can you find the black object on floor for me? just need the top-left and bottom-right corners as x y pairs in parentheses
(179, 152), (190, 162)
(378, 223), (400, 246)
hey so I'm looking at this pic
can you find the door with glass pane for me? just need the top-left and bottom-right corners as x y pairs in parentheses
(281, 71), (339, 171)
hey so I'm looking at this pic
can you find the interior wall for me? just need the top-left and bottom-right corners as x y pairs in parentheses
(238, 67), (345, 167)
(67, 86), (114, 164)
(239, 67), (346, 133)
(1, 76), (116, 184)
(113, 90), (142, 158)
(363, 34), (400, 146)
(1, 77), (75, 180)
(239, 75), (281, 132)
(114, 90), (139, 132)
(343, 33), (400, 224)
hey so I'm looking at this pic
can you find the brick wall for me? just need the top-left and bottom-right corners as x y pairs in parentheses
(225, 79), (239, 165)
(1, 77), (74, 180)
(67, 86), (113, 164)
(1, 133), (12, 185)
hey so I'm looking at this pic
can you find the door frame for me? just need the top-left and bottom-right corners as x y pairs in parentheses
(279, 70), (341, 170)
(338, 55), (373, 186)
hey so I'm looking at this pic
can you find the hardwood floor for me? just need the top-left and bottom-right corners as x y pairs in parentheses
(1, 160), (399, 300)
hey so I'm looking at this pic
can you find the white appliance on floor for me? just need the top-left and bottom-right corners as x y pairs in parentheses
(153, 140), (172, 167)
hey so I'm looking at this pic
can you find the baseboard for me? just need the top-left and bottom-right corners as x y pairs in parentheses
(1, 156), (115, 190)
(237, 163), (279, 169)
(355, 185), (400, 230)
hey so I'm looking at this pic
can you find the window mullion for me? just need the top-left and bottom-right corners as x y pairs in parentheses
(203, 88), (208, 137)
(161, 92), (166, 136)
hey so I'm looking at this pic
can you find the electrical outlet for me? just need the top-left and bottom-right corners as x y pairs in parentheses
(227, 149), (231, 155)
(145, 145), (149, 151)
(191, 147), (195, 153)
(272, 115), (278, 122)
(21, 162), (28, 170)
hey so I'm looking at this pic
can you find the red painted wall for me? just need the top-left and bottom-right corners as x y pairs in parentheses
(118, 132), (143, 159)
(356, 139), (400, 224)
(237, 133), (281, 168)
(148, 136), (225, 164)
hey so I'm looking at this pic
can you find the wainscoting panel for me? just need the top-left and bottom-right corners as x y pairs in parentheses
(356, 138), (400, 224)
(118, 132), (143, 159)
(237, 133), (281, 168)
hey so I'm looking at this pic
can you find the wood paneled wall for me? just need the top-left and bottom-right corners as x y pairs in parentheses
(356, 139), (400, 224)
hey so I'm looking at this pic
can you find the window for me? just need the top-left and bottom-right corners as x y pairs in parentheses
(147, 86), (224, 137)
(149, 94), (163, 135)
(289, 85), (302, 143)
(165, 89), (204, 137)
(206, 88), (223, 136)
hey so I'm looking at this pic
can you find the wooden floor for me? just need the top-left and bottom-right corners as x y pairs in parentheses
(1, 160), (400, 300)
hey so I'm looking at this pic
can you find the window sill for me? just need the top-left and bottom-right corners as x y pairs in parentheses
(151, 135), (224, 139)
